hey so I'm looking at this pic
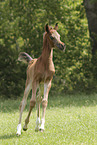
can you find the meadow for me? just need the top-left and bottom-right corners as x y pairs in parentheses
(0, 93), (97, 145)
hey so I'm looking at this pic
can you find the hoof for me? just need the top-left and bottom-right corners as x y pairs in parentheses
(16, 132), (21, 136)
(23, 124), (28, 131)
(23, 127), (27, 131)
(35, 126), (39, 132)
(39, 128), (44, 132)
(16, 124), (21, 136)
(35, 129), (39, 132)
(35, 128), (39, 132)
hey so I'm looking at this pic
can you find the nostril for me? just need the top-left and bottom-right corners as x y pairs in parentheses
(50, 36), (54, 40)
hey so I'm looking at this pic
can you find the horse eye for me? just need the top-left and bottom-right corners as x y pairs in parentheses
(50, 36), (54, 40)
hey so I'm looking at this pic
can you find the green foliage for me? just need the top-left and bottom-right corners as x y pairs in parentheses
(52, 0), (93, 92)
(0, 0), (94, 97)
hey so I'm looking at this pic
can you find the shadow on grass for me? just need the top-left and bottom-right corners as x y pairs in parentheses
(0, 93), (97, 113)
(0, 133), (18, 140)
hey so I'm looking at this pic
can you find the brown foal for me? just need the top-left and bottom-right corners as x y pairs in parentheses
(16, 24), (66, 135)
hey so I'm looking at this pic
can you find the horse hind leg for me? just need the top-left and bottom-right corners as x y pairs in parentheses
(35, 97), (41, 132)
(35, 84), (43, 132)
(16, 81), (31, 136)
(23, 81), (38, 131)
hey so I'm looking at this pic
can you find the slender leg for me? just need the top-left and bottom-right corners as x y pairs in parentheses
(35, 99), (41, 132)
(39, 81), (51, 132)
(23, 81), (38, 131)
(16, 82), (31, 135)
(35, 84), (43, 131)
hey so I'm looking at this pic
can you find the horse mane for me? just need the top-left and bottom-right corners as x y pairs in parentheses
(43, 33), (51, 51)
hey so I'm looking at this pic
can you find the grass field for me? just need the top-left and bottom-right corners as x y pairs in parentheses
(0, 93), (97, 145)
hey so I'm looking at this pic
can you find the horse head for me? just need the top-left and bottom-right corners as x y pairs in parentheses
(44, 24), (66, 51)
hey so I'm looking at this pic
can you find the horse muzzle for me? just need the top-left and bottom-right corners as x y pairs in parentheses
(56, 42), (66, 51)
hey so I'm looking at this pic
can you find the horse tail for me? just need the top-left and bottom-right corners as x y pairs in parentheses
(18, 52), (33, 63)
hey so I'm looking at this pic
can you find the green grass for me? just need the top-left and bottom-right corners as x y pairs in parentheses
(0, 93), (97, 145)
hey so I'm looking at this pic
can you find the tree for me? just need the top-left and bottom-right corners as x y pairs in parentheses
(84, 0), (97, 81)
(84, 0), (97, 54)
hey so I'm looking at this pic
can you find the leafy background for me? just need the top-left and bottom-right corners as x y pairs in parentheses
(0, 0), (96, 98)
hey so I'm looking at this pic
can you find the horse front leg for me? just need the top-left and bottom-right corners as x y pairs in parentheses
(39, 81), (51, 132)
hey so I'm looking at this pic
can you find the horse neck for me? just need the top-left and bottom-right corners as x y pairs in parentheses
(41, 38), (53, 62)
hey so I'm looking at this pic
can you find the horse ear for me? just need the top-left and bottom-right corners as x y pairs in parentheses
(45, 24), (50, 33)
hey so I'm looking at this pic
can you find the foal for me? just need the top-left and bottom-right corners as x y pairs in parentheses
(16, 24), (65, 135)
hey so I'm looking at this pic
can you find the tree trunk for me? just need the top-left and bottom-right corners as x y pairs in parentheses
(84, 0), (97, 54)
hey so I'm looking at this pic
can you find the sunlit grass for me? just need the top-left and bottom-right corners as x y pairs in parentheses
(0, 93), (97, 145)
